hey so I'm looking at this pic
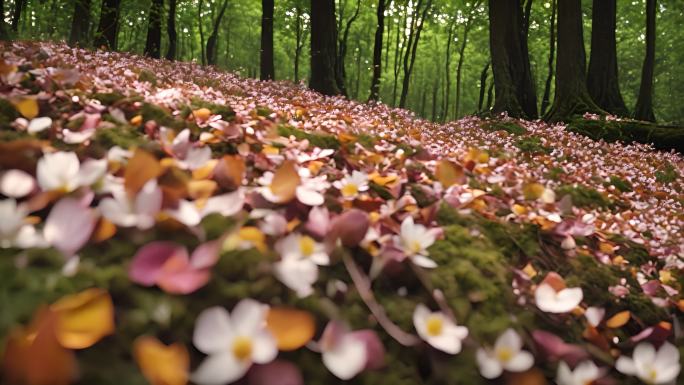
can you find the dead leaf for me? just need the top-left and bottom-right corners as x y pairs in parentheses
(124, 149), (163, 195)
(605, 311), (630, 328)
(435, 160), (465, 187)
(268, 160), (300, 203)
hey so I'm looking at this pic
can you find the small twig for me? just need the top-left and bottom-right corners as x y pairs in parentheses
(409, 263), (456, 321)
(341, 251), (420, 347)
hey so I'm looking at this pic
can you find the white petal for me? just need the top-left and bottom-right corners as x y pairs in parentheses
(296, 186), (325, 206)
(202, 190), (245, 217)
(585, 307), (605, 327)
(476, 349), (503, 379)
(14, 225), (46, 249)
(633, 342), (656, 366)
(99, 197), (137, 227)
(27, 116), (52, 133)
(0, 170), (35, 198)
(556, 287), (583, 310)
(231, 299), (268, 337)
(503, 350), (534, 372)
(655, 341), (680, 368)
(274, 258), (318, 297)
(44, 198), (95, 256)
(191, 351), (249, 385)
(495, 329), (523, 353)
(37, 152), (80, 191)
(193, 307), (234, 355)
(182, 146), (212, 170)
(536, 284), (582, 313)
(168, 200), (202, 226)
(77, 158), (107, 187)
(322, 334), (367, 380)
(400, 216), (415, 237)
(412, 304), (430, 335)
(427, 331), (463, 355)
(655, 362), (681, 384)
(556, 361), (573, 385)
(251, 330), (278, 364)
(412, 254), (438, 268)
(616, 356), (637, 376)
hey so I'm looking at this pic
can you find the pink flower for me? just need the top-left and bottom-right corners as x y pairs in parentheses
(129, 240), (220, 294)
(44, 197), (97, 257)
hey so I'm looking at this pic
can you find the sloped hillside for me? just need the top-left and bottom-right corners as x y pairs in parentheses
(1, 41), (683, 385)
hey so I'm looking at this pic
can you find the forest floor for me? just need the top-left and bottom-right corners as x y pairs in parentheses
(1, 41), (683, 385)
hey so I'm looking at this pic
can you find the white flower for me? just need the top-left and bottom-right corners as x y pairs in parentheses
(535, 283), (583, 313)
(36, 151), (107, 192)
(99, 179), (162, 229)
(476, 328), (534, 379)
(273, 233), (329, 297)
(333, 170), (369, 200)
(394, 216), (439, 268)
(320, 322), (368, 380)
(413, 304), (468, 354)
(295, 168), (329, 206)
(0, 169), (35, 198)
(0, 199), (43, 249)
(27, 116), (52, 133)
(192, 300), (277, 385)
(166, 189), (245, 227)
(616, 342), (680, 384)
(43, 197), (96, 257)
(556, 360), (602, 385)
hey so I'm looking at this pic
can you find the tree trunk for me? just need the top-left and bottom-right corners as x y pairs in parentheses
(144, 0), (163, 58)
(391, 4), (406, 106)
(294, 4), (305, 83)
(368, 0), (386, 102)
(587, 0), (627, 115)
(69, 0), (93, 47)
(431, 77), (439, 121)
(198, 0), (206, 65)
(544, 0), (602, 122)
(310, 0), (341, 95)
(443, 19), (456, 120)
(11, 0), (25, 32)
(336, 0), (360, 97)
(540, 0), (556, 115)
(455, 1), (481, 118)
(206, 0), (228, 65)
(399, 0), (432, 109)
(0, 0), (7, 40)
(166, 0), (178, 60)
(478, 61), (490, 112)
(260, 0), (275, 80)
(486, 80), (495, 110)
(634, 0), (656, 122)
(488, 0), (537, 119)
(94, 0), (121, 50)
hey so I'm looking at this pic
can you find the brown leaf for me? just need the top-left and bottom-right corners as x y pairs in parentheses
(124, 149), (163, 195)
(435, 160), (465, 187)
(268, 160), (300, 203)
(214, 155), (245, 190)
(605, 311), (630, 328)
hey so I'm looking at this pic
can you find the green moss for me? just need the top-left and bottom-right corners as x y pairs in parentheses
(92, 125), (149, 150)
(556, 184), (614, 210)
(608, 176), (633, 193)
(256, 105), (273, 117)
(481, 120), (528, 136)
(546, 167), (566, 180)
(140, 103), (184, 129)
(277, 125), (340, 149)
(92, 92), (126, 106)
(655, 163), (679, 184)
(564, 255), (619, 305)
(181, 97), (236, 121)
(566, 118), (684, 153)
(137, 69), (158, 86)
(515, 136), (552, 154)
(357, 133), (377, 149)
(0, 98), (19, 129)
(369, 181), (394, 200)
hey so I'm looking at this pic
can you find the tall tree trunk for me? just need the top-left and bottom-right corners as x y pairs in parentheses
(540, 0), (556, 115)
(368, 0), (386, 102)
(486, 80), (495, 110)
(544, 0), (602, 122)
(294, 3), (305, 83)
(478, 61), (490, 112)
(144, 0), (163, 58)
(634, 0), (656, 122)
(399, 0), (432, 109)
(166, 0), (177, 60)
(587, 0), (627, 115)
(454, 1), (481, 118)
(198, 0), (206, 65)
(11, 0), (25, 32)
(69, 0), (93, 46)
(431, 77), (439, 121)
(260, 0), (275, 79)
(94, 0), (121, 50)
(391, 4), (406, 106)
(354, 42), (362, 98)
(0, 0), (8, 40)
(310, 0), (340, 95)
(206, 0), (228, 65)
(488, 0), (537, 119)
(443, 19), (456, 121)
(336, 0), (360, 97)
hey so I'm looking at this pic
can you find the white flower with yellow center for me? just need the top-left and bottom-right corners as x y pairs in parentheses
(36, 151), (107, 193)
(616, 342), (680, 385)
(556, 360), (602, 385)
(476, 328), (534, 379)
(333, 170), (369, 200)
(535, 283), (583, 313)
(395, 216), (439, 268)
(273, 233), (329, 297)
(413, 304), (468, 354)
(192, 300), (277, 385)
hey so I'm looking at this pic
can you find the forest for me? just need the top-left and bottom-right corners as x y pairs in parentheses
(1, 1), (683, 385)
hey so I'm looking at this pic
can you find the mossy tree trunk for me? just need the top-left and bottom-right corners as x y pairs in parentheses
(368, 0), (386, 102)
(587, 0), (627, 116)
(478, 61), (490, 112)
(544, 0), (603, 122)
(310, 0), (341, 96)
(165, 0), (177, 60)
(69, 0), (92, 47)
(488, 0), (538, 119)
(144, 0), (163, 58)
(94, 0), (121, 50)
(206, 0), (228, 65)
(260, 0), (275, 80)
(634, 0), (657, 122)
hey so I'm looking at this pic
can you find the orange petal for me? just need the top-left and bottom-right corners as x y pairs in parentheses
(92, 217), (117, 243)
(435, 160), (465, 188)
(50, 288), (115, 349)
(605, 311), (631, 328)
(266, 307), (316, 351)
(134, 336), (189, 385)
(11, 97), (39, 119)
(124, 149), (163, 196)
(269, 160), (300, 203)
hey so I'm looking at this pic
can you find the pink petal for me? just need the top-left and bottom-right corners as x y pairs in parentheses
(190, 240), (220, 269)
(248, 360), (303, 385)
(350, 330), (385, 370)
(330, 209), (369, 247)
(129, 242), (185, 286)
(43, 197), (96, 256)
(532, 330), (588, 366)
(157, 268), (210, 295)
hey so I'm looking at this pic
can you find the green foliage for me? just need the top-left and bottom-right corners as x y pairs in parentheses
(655, 163), (680, 184)
(515, 136), (552, 154)
(556, 184), (614, 210)
(608, 176), (633, 193)
(0, 99), (20, 129)
(481, 120), (528, 136)
(277, 125), (341, 149)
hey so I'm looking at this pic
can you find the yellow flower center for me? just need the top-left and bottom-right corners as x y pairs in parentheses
(648, 368), (658, 382)
(409, 240), (423, 254)
(426, 316), (443, 336)
(232, 336), (253, 361)
(341, 183), (359, 197)
(299, 236), (316, 256)
(496, 347), (514, 363)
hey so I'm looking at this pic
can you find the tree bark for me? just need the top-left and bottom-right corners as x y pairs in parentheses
(144, 0), (163, 58)
(198, 0), (206, 65)
(399, 0), (432, 109)
(478, 61), (490, 112)
(166, 0), (178, 60)
(634, 0), (656, 122)
(544, 0), (603, 122)
(488, 0), (537, 119)
(391, 4), (406, 106)
(11, 0), (25, 33)
(336, 0), (360, 97)
(587, 0), (627, 115)
(454, 1), (481, 119)
(368, 0), (386, 102)
(0, 0), (8, 40)
(310, 0), (341, 95)
(206, 0), (228, 65)
(69, 0), (93, 47)
(443, 18), (456, 120)
(260, 0), (275, 80)
(294, 3), (306, 83)
(540, 0), (556, 115)
(94, 0), (121, 50)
